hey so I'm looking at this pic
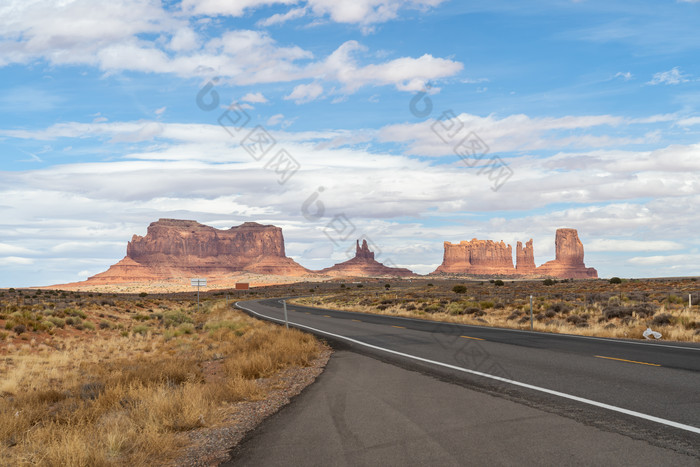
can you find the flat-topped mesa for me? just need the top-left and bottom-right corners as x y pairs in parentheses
(536, 228), (598, 279)
(516, 239), (536, 272)
(86, 219), (309, 284)
(317, 239), (416, 278)
(432, 239), (514, 275)
(126, 219), (286, 264)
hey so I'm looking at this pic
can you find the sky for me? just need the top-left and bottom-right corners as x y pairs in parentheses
(1, 0), (699, 287)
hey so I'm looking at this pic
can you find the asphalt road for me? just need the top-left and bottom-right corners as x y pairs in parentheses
(230, 298), (700, 462)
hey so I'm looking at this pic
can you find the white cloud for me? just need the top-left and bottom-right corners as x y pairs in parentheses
(258, 7), (308, 27)
(241, 92), (269, 103)
(1, 256), (35, 265)
(267, 113), (285, 126)
(677, 116), (700, 126)
(378, 112), (670, 155)
(285, 82), (324, 103)
(0, 4), (462, 94)
(305, 0), (446, 26)
(647, 67), (690, 85)
(614, 71), (632, 81)
(587, 239), (683, 252)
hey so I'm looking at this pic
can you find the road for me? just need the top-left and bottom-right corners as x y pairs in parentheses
(229, 298), (700, 462)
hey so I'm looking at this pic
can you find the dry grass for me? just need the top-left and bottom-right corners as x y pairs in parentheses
(0, 301), (321, 466)
(291, 287), (700, 342)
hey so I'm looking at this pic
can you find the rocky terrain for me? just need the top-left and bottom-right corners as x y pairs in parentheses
(52, 220), (599, 291)
(81, 219), (311, 286)
(432, 228), (598, 279)
(318, 240), (416, 278)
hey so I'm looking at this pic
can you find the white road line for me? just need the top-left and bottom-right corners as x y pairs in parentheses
(237, 301), (700, 436)
(278, 300), (700, 352)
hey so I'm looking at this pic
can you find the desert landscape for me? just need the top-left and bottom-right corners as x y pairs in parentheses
(2, 0), (699, 464)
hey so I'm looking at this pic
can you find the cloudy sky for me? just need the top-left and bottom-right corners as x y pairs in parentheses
(1, 0), (699, 287)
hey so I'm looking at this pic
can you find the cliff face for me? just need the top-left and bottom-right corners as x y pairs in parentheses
(87, 219), (309, 284)
(318, 240), (416, 278)
(516, 239), (536, 272)
(536, 229), (597, 279)
(432, 229), (597, 279)
(432, 239), (514, 274)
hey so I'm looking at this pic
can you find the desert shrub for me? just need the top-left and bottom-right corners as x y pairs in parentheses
(603, 304), (632, 320)
(424, 304), (443, 314)
(479, 301), (495, 309)
(543, 278), (557, 286)
(494, 280), (504, 286)
(65, 308), (87, 319)
(652, 313), (673, 326)
(13, 324), (26, 335)
(132, 314), (150, 321)
(506, 313), (520, 320)
(548, 302), (571, 314)
(380, 299), (394, 305)
(465, 307), (484, 316)
(452, 285), (467, 294)
(630, 302), (656, 317)
(99, 320), (111, 330)
(356, 284), (363, 288)
(139, 292), (148, 297)
(133, 324), (149, 335)
(494, 302), (505, 309)
(377, 304), (390, 311)
(0, 331), (7, 340)
(609, 277), (622, 284)
(566, 314), (587, 326)
(163, 310), (192, 328)
(545, 309), (557, 318)
(404, 304), (416, 311)
(427, 283), (433, 287)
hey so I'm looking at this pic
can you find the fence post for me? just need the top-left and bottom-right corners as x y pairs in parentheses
(530, 295), (533, 331)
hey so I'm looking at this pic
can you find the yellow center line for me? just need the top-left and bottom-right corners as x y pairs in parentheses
(323, 315), (331, 318)
(305, 312), (311, 315)
(461, 335), (485, 341)
(352, 319), (362, 322)
(595, 355), (661, 367)
(392, 325), (405, 329)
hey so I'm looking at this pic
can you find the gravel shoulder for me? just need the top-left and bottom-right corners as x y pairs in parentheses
(166, 346), (332, 466)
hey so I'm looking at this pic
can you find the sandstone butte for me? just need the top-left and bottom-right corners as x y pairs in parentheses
(431, 228), (598, 279)
(318, 239), (417, 278)
(83, 219), (310, 285)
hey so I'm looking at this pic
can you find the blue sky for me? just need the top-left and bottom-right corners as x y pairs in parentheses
(1, 0), (699, 287)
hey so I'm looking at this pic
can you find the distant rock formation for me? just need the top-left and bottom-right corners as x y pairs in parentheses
(432, 239), (514, 275)
(516, 239), (536, 272)
(85, 219), (309, 284)
(432, 229), (597, 279)
(536, 229), (598, 279)
(318, 240), (416, 278)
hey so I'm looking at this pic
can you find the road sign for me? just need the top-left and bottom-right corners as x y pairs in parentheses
(191, 278), (207, 307)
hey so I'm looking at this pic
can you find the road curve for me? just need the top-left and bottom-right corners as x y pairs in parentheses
(234, 298), (700, 458)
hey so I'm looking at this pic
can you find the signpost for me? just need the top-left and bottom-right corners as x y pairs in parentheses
(530, 295), (533, 331)
(190, 278), (207, 307)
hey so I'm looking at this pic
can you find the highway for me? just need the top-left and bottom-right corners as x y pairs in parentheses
(230, 298), (700, 463)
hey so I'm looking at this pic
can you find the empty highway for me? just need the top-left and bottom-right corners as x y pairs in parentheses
(229, 298), (700, 463)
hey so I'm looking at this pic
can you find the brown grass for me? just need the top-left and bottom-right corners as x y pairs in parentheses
(291, 289), (700, 342)
(0, 301), (321, 465)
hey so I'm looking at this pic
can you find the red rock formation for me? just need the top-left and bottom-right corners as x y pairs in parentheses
(318, 240), (416, 277)
(516, 239), (536, 272)
(432, 229), (597, 279)
(86, 219), (309, 284)
(432, 239), (514, 275)
(536, 229), (598, 279)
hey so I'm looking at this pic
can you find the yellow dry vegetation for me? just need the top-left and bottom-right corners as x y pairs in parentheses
(0, 302), (320, 466)
(292, 296), (700, 342)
